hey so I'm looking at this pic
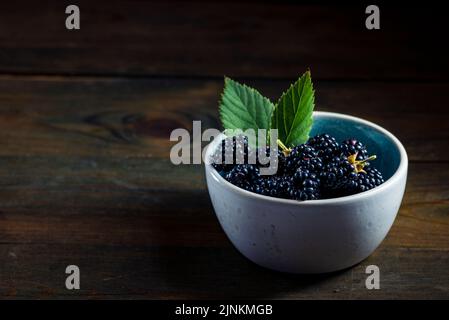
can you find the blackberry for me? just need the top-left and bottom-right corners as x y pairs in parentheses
(307, 134), (340, 162)
(251, 177), (269, 196)
(284, 144), (318, 173)
(365, 167), (385, 187)
(340, 139), (368, 161)
(265, 176), (286, 198)
(289, 168), (321, 200)
(224, 164), (260, 190)
(295, 156), (324, 174)
(337, 166), (384, 196)
(290, 144), (317, 159)
(251, 175), (291, 199)
(319, 155), (356, 198)
(320, 152), (380, 198)
(254, 168), (321, 201)
(210, 135), (249, 172)
(277, 176), (293, 198)
(289, 187), (320, 201)
(320, 155), (356, 183)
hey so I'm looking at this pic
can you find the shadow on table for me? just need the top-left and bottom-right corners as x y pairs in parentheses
(155, 247), (349, 299)
(149, 191), (349, 299)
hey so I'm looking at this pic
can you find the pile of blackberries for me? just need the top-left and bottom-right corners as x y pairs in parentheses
(209, 134), (385, 201)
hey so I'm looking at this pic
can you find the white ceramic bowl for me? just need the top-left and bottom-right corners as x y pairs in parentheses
(205, 111), (408, 273)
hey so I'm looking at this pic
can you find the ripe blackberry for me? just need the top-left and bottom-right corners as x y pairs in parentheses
(284, 144), (318, 173)
(307, 134), (340, 162)
(289, 187), (320, 201)
(210, 135), (249, 172)
(251, 175), (291, 199)
(320, 152), (381, 198)
(277, 176), (293, 198)
(265, 176), (287, 198)
(337, 166), (384, 196)
(224, 164), (259, 190)
(365, 167), (385, 187)
(290, 144), (317, 159)
(251, 177), (269, 196)
(340, 139), (368, 161)
(319, 155), (357, 197)
(288, 168), (321, 200)
(295, 156), (324, 174)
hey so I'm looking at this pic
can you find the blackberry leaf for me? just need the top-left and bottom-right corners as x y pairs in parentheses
(219, 77), (275, 133)
(272, 71), (315, 147)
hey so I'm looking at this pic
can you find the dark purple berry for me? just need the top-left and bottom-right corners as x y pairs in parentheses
(284, 144), (319, 173)
(340, 138), (368, 161)
(307, 134), (340, 162)
(289, 167), (320, 200)
(224, 164), (259, 190)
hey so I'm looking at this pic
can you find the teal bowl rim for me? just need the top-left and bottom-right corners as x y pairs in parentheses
(205, 111), (408, 206)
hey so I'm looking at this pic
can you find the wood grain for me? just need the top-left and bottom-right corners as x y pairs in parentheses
(0, 2), (447, 80)
(0, 245), (447, 299)
(0, 77), (448, 161)
(0, 76), (448, 299)
(0, 160), (448, 249)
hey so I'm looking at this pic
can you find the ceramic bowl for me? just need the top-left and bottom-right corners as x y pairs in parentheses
(204, 111), (408, 273)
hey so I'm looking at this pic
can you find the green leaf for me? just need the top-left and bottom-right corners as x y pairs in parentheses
(271, 71), (315, 147)
(219, 77), (275, 133)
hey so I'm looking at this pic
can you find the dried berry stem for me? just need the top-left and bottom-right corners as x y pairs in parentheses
(277, 139), (291, 157)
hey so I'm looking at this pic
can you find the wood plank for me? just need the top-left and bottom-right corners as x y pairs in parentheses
(0, 244), (447, 299)
(0, 2), (447, 79)
(0, 159), (448, 249)
(0, 77), (448, 161)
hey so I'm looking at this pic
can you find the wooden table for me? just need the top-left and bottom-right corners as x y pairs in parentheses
(0, 2), (448, 299)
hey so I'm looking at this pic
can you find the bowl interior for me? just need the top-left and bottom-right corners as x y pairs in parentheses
(311, 113), (400, 180)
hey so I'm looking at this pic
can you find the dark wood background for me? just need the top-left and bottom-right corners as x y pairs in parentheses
(0, 1), (448, 299)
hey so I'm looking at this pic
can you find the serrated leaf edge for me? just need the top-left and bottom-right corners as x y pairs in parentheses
(219, 77), (275, 131)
